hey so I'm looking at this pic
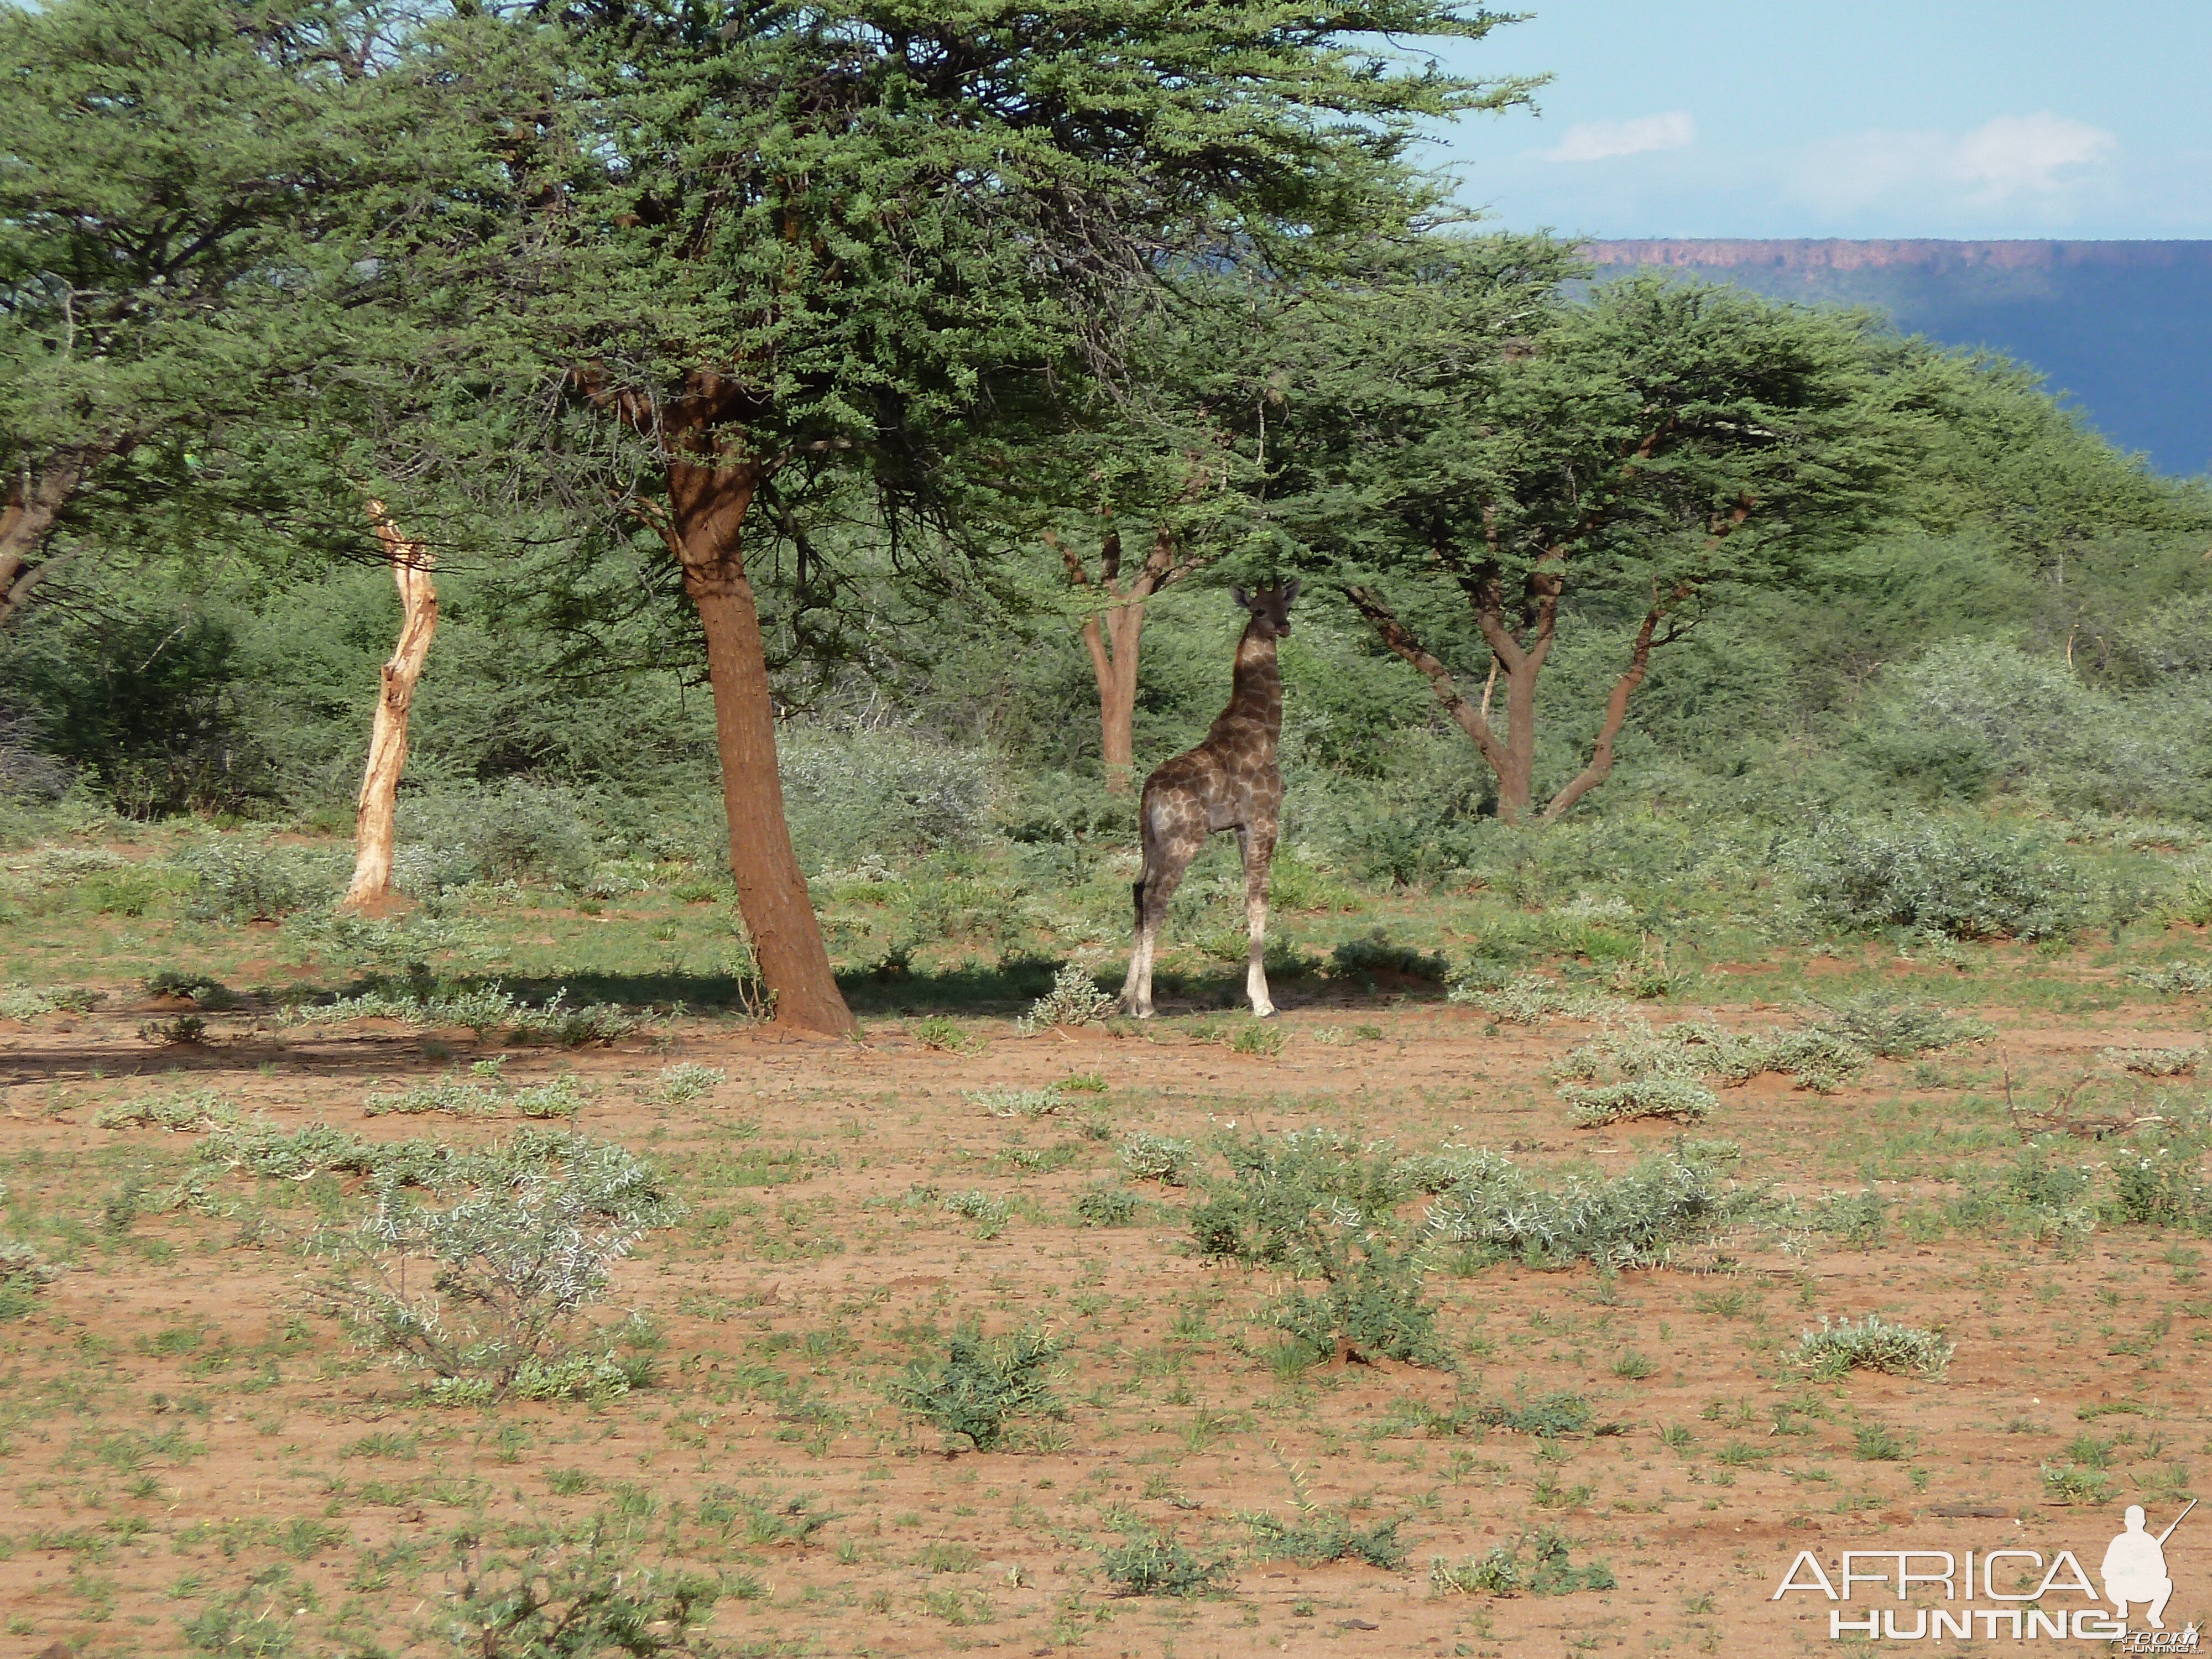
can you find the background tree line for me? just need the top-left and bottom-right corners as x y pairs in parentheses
(3, 0), (2208, 1030)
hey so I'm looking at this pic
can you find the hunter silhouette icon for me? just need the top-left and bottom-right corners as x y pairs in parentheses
(2104, 1500), (2194, 1629)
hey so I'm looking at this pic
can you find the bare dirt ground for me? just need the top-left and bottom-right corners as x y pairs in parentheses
(2, 978), (2208, 1658)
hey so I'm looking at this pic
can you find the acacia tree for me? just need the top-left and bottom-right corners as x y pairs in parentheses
(1273, 261), (1890, 823)
(0, 0), (395, 625)
(384, 2), (1536, 1033)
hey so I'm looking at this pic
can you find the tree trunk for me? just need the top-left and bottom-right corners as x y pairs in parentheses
(1084, 601), (1146, 792)
(342, 502), (439, 912)
(665, 456), (857, 1038)
(0, 455), (87, 629)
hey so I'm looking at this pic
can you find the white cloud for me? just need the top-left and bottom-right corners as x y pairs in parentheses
(1797, 113), (2119, 213)
(1948, 113), (2119, 197)
(1539, 111), (1695, 164)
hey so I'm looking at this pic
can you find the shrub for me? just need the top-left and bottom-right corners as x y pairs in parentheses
(910, 1014), (978, 1052)
(0, 982), (103, 1019)
(1448, 972), (1614, 1025)
(147, 971), (242, 1010)
(2131, 963), (2212, 995)
(969, 1086), (1066, 1118)
(1432, 1529), (1614, 1597)
(173, 839), (335, 922)
(2104, 1046), (2200, 1077)
(650, 1063), (724, 1104)
(1017, 962), (1118, 1035)
(943, 1190), (1010, 1239)
(367, 1074), (588, 1122)
(1788, 816), (2078, 940)
(1424, 1147), (1745, 1269)
(1328, 931), (1448, 984)
(307, 1133), (684, 1400)
(1810, 992), (1990, 1058)
(894, 1325), (1063, 1452)
(1119, 1132), (1194, 1186)
(439, 1520), (719, 1656)
(2041, 1463), (2114, 1506)
(1231, 1021), (1285, 1057)
(1097, 1528), (1230, 1597)
(2111, 1144), (2209, 1228)
(1269, 1237), (1447, 1366)
(1561, 1077), (1717, 1128)
(1243, 1510), (1405, 1569)
(1073, 1186), (1141, 1227)
(1476, 1391), (1599, 1438)
(403, 780), (600, 888)
(96, 1089), (238, 1132)
(1791, 1314), (1953, 1380)
(284, 982), (638, 1046)
(0, 1239), (61, 1320)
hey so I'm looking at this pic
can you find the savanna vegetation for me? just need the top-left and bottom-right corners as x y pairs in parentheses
(3, 1), (2211, 1655)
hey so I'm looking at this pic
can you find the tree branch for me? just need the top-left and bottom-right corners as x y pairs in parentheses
(1341, 582), (1514, 778)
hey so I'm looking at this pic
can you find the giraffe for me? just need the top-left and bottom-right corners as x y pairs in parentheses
(1120, 580), (1299, 1019)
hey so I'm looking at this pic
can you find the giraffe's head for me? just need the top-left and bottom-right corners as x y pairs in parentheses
(1230, 579), (1301, 639)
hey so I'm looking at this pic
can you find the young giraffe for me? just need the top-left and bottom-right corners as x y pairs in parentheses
(1120, 580), (1298, 1019)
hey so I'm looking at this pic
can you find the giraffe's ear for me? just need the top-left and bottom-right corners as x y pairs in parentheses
(1281, 578), (1301, 607)
(1230, 584), (1251, 609)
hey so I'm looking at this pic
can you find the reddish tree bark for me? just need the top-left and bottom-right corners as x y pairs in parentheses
(0, 453), (90, 628)
(1052, 521), (1199, 794)
(612, 379), (854, 1037)
(342, 501), (439, 912)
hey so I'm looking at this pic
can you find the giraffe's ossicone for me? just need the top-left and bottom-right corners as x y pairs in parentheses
(1120, 580), (1298, 1019)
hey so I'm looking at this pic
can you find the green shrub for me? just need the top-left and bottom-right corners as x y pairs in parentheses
(438, 1519), (719, 1656)
(1243, 1510), (1405, 1568)
(969, 1085), (1066, 1118)
(650, 1063), (724, 1104)
(1119, 1132), (1194, 1186)
(1448, 972), (1613, 1025)
(1423, 1147), (1744, 1269)
(1073, 1186), (1141, 1228)
(1097, 1528), (1230, 1597)
(1269, 1237), (1447, 1366)
(1791, 1314), (1953, 1380)
(2104, 1046), (2200, 1077)
(1017, 962), (1117, 1035)
(403, 779), (600, 888)
(0, 1238), (61, 1321)
(1328, 931), (1448, 984)
(2111, 1144), (2209, 1228)
(96, 1089), (238, 1133)
(2041, 1463), (2114, 1506)
(894, 1325), (1063, 1452)
(173, 839), (335, 922)
(1789, 816), (2078, 940)
(1561, 1076), (1716, 1128)
(910, 1014), (978, 1052)
(1431, 1528), (1615, 1597)
(0, 981), (103, 1019)
(1810, 992), (1990, 1058)
(1475, 1391), (1600, 1438)
(943, 1190), (1010, 1239)
(306, 1133), (684, 1400)
(2131, 962), (2212, 995)
(1854, 1423), (1906, 1461)
(147, 971), (241, 1010)
(1231, 1021), (1285, 1057)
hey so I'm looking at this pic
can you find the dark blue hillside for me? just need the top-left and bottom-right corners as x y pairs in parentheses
(1585, 241), (2212, 477)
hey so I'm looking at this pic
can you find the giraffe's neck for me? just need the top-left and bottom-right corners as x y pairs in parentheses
(1209, 623), (1281, 752)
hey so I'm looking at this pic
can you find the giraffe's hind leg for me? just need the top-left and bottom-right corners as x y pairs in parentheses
(1122, 805), (1201, 1019)
(1239, 825), (1278, 1018)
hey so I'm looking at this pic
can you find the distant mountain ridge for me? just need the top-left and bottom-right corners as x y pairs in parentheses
(1582, 239), (2212, 476)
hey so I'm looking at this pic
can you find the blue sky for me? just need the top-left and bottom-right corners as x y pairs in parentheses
(1420, 1), (2212, 239)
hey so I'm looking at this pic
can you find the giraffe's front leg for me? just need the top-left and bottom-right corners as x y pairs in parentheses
(1241, 827), (1277, 1018)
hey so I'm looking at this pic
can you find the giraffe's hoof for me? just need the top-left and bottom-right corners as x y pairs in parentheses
(1250, 1003), (1277, 1020)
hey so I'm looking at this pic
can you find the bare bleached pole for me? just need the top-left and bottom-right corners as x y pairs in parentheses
(341, 500), (437, 912)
